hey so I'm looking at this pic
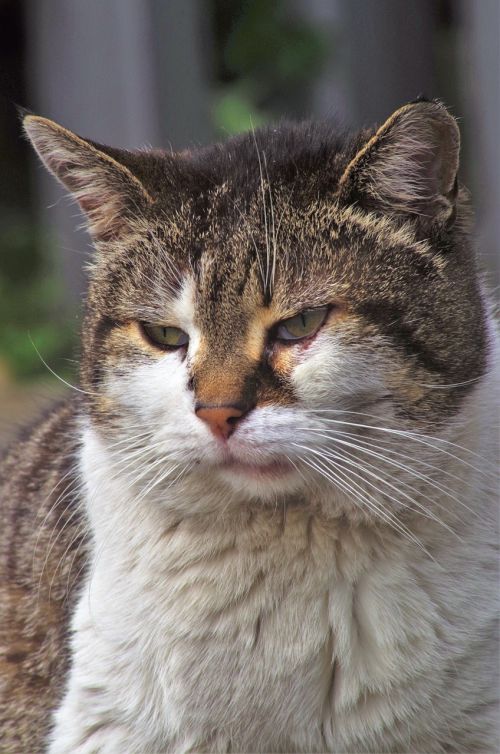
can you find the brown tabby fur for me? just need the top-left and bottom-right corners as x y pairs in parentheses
(0, 402), (86, 751)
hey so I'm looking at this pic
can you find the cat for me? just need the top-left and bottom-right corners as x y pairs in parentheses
(0, 99), (498, 753)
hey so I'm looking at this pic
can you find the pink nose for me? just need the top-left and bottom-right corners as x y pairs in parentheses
(195, 404), (245, 440)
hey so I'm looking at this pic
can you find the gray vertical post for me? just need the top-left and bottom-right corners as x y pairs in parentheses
(150, 0), (213, 150)
(26, 0), (163, 302)
(340, 0), (437, 127)
(460, 0), (500, 285)
(26, 0), (213, 302)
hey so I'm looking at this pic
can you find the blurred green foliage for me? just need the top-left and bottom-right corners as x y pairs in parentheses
(0, 210), (76, 380)
(212, 0), (328, 134)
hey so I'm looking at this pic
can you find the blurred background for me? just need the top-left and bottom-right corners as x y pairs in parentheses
(0, 0), (499, 447)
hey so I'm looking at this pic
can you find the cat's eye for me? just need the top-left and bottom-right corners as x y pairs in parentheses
(275, 307), (329, 342)
(141, 324), (189, 349)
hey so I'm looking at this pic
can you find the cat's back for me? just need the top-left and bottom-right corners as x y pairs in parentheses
(0, 399), (87, 752)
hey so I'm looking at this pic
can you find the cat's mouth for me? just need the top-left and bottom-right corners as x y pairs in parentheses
(216, 456), (295, 480)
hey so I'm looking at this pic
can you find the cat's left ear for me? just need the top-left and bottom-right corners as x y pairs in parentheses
(23, 115), (154, 242)
(338, 101), (460, 227)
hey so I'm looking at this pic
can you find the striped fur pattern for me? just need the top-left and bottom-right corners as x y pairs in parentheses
(0, 101), (498, 752)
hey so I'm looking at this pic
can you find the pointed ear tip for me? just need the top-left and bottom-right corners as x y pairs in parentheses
(389, 100), (460, 149)
(22, 115), (75, 154)
(23, 114), (70, 141)
(22, 114), (51, 141)
(23, 114), (55, 130)
(403, 99), (459, 127)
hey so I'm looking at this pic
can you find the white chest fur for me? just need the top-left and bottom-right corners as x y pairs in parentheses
(48, 421), (498, 754)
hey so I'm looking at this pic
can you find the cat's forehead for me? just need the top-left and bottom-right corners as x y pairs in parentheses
(156, 187), (343, 319)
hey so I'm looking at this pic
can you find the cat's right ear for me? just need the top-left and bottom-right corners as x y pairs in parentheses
(337, 101), (460, 229)
(23, 115), (154, 242)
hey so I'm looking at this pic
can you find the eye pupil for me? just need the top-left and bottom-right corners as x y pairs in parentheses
(275, 306), (329, 343)
(141, 323), (189, 350)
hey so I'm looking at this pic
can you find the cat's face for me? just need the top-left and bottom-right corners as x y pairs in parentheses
(24, 103), (488, 510)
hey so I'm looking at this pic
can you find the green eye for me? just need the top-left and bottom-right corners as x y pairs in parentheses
(276, 307), (329, 342)
(142, 324), (189, 349)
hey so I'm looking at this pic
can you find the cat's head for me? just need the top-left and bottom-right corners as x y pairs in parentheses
(24, 102), (489, 511)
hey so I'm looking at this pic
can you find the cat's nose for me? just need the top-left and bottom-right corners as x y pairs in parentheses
(195, 403), (246, 440)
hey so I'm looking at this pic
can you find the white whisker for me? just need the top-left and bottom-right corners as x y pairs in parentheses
(298, 427), (480, 522)
(251, 124), (271, 297)
(263, 151), (277, 295)
(302, 412), (498, 478)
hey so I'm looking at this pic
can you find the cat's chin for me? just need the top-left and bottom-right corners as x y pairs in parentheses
(212, 457), (302, 498)
(220, 457), (293, 478)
